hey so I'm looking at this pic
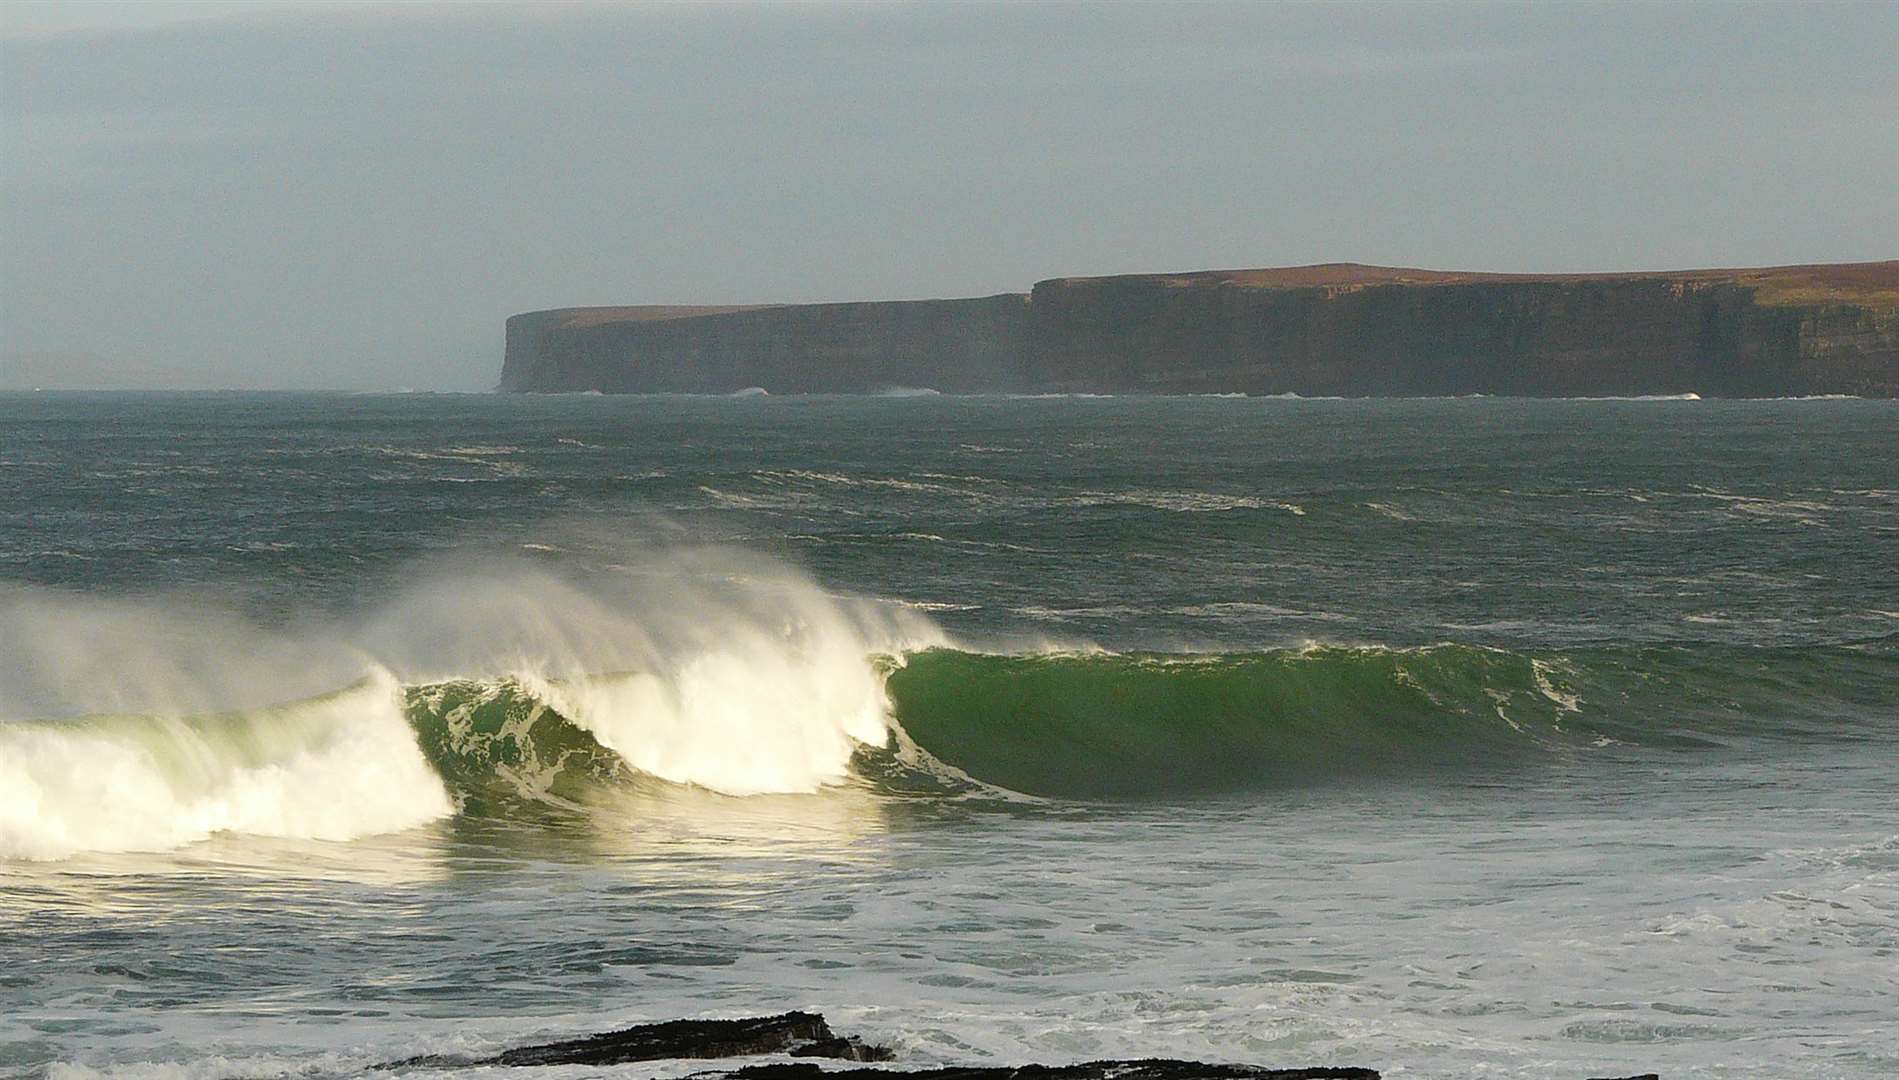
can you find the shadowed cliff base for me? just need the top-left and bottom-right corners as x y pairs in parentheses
(501, 261), (1899, 398)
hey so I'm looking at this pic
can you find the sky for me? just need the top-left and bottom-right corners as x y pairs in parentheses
(2, 1), (1896, 391)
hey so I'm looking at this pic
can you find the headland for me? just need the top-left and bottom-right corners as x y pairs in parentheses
(501, 261), (1899, 397)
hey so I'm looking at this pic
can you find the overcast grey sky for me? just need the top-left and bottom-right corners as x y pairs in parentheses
(3, 1), (1895, 390)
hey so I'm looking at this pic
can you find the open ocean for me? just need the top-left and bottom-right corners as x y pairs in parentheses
(2, 392), (1895, 1080)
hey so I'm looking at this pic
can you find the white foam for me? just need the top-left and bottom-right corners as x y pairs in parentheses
(551, 567), (929, 793)
(1564, 392), (1703, 401)
(1069, 488), (1303, 514)
(354, 546), (946, 796)
(524, 647), (888, 797)
(0, 672), (452, 861)
(0, 541), (949, 857)
(1530, 658), (1584, 713)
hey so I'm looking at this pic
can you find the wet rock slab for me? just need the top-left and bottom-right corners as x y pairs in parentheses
(378, 1010), (890, 1070)
(710, 1064), (1377, 1080)
(373, 1011), (1404, 1078)
(370, 1009), (1662, 1079)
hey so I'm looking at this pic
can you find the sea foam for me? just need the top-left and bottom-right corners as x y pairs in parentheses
(0, 672), (452, 860)
(0, 543), (946, 858)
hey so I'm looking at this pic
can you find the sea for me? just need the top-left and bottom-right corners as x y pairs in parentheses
(1, 391), (1895, 1080)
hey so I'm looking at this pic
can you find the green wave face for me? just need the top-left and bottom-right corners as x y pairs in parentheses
(882, 645), (1576, 798)
(883, 639), (1899, 799)
(402, 679), (630, 817)
(12, 638), (1893, 860)
(398, 650), (1586, 807)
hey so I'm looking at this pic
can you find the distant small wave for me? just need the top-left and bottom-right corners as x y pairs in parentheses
(1562, 393), (1702, 401)
(1068, 489), (1304, 514)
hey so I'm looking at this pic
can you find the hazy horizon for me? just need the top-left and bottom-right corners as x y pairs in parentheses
(4, 0), (1897, 390)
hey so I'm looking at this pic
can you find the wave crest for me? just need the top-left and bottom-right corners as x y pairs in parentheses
(0, 544), (945, 859)
(882, 645), (1577, 798)
(5, 543), (1893, 859)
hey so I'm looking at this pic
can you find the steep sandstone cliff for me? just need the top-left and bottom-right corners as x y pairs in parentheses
(502, 262), (1899, 397)
(1024, 263), (1899, 397)
(501, 296), (1028, 394)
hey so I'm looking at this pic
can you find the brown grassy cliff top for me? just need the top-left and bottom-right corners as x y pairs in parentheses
(1041, 261), (1899, 311)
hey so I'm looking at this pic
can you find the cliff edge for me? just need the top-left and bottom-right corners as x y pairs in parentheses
(502, 262), (1899, 397)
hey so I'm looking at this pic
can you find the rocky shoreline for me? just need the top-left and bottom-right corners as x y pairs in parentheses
(374, 1010), (1661, 1080)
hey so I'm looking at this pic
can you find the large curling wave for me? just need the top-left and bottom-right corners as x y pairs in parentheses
(3, 551), (1894, 859)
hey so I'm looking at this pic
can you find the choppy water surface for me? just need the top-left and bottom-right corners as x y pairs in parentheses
(1, 393), (1895, 1079)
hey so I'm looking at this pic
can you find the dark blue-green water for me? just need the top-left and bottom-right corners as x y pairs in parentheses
(1, 393), (1895, 1079)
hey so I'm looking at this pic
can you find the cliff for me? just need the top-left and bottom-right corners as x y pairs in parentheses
(1026, 262), (1899, 397)
(501, 295), (1029, 394)
(501, 262), (1899, 397)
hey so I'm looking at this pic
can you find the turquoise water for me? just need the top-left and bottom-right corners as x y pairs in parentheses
(1, 393), (1895, 1078)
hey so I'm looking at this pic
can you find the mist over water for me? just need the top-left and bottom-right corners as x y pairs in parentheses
(2, 393), (1896, 1079)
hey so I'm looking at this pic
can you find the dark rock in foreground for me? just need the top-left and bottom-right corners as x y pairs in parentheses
(712, 1062), (1378, 1080)
(372, 1010), (1667, 1078)
(373, 1012), (1373, 1077)
(377, 1010), (890, 1070)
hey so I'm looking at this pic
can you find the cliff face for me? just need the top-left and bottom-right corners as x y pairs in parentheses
(1026, 272), (1899, 397)
(502, 295), (1028, 394)
(502, 262), (1899, 397)
(1793, 304), (1899, 396)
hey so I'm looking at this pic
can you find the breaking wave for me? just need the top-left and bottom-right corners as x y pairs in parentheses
(0, 545), (940, 860)
(1562, 392), (1702, 401)
(4, 553), (1894, 859)
(0, 672), (452, 861)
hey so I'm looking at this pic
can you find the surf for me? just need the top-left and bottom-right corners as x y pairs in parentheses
(0, 672), (452, 861)
(10, 634), (1895, 859)
(0, 544), (945, 859)
(5, 538), (1895, 859)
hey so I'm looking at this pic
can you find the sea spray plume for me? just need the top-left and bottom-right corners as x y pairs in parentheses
(351, 544), (948, 795)
(0, 584), (451, 859)
(0, 541), (952, 859)
(0, 584), (370, 724)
